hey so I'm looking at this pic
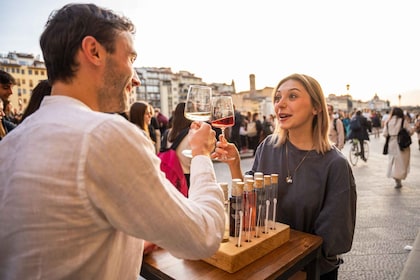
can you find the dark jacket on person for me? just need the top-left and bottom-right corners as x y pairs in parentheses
(347, 115), (369, 141)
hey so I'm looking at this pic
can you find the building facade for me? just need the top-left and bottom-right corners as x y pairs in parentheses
(0, 52), (47, 114)
(1, 51), (394, 120)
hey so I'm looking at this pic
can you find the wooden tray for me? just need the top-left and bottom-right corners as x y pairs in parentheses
(202, 222), (290, 273)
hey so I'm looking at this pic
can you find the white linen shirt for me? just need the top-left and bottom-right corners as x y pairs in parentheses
(0, 96), (224, 280)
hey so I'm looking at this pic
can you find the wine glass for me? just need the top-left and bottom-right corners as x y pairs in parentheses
(211, 95), (235, 161)
(182, 85), (212, 157)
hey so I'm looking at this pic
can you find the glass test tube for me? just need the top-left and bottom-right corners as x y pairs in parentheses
(253, 177), (264, 238)
(253, 172), (264, 180)
(219, 182), (230, 242)
(270, 174), (279, 230)
(229, 181), (243, 238)
(263, 175), (271, 233)
(243, 179), (256, 242)
(231, 178), (242, 198)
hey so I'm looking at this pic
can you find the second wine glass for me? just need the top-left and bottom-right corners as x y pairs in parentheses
(211, 95), (235, 161)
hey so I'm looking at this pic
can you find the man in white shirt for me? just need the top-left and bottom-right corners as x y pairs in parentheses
(327, 104), (345, 150)
(0, 4), (224, 280)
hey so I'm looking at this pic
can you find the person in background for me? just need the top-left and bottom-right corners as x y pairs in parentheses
(347, 110), (370, 162)
(155, 108), (169, 135)
(0, 100), (16, 140)
(0, 4), (224, 279)
(162, 102), (193, 187)
(0, 70), (16, 105)
(239, 118), (248, 153)
(327, 104), (345, 150)
(213, 73), (356, 280)
(382, 107), (414, 188)
(248, 112), (263, 156)
(342, 111), (351, 139)
(415, 114), (420, 151)
(2, 100), (19, 124)
(230, 105), (242, 152)
(20, 80), (52, 123)
(129, 101), (161, 154)
(261, 114), (275, 142)
(150, 112), (161, 153)
(381, 110), (390, 128)
(370, 110), (381, 138)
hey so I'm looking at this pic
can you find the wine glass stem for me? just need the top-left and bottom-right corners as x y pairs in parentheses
(220, 128), (227, 160)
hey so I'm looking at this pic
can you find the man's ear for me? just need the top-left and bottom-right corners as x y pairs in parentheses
(81, 36), (102, 65)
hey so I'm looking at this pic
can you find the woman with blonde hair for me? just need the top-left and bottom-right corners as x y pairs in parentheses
(213, 73), (356, 279)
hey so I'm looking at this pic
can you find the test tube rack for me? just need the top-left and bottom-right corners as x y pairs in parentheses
(202, 222), (290, 273)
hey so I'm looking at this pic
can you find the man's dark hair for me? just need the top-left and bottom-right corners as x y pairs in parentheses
(0, 70), (16, 85)
(40, 3), (135, 83)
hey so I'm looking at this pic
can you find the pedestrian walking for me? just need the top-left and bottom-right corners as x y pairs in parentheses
(383, 107), (414, 188)
(327, 104), (345, 150)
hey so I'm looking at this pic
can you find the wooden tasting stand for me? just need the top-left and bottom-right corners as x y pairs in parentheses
(203, 222), (290, 273)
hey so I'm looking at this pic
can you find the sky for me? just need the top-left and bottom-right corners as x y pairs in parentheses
(1, 0), (419, 107)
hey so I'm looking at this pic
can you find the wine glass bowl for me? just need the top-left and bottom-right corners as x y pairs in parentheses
(211, 95), (235, 161)
(182, 85), (212, 158)
(184, 85), (212, 122)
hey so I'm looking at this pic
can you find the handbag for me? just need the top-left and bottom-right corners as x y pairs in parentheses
(398, 118), (412, 151)
(383, 135), (390, 155)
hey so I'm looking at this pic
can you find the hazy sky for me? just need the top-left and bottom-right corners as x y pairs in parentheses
(1, 0), (419, 106)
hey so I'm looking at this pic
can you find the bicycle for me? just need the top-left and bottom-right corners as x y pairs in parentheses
(349, 139), (369, 166)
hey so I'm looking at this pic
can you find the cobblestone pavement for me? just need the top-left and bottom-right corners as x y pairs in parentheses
(213, 134), (420, 280)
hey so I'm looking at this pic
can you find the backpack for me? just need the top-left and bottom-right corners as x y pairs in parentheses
(350, 117), (361, 131)
(158, 128), (189, 197)
(398, 118), (412, 150)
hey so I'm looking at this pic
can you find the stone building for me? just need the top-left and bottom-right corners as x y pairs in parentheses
(0, 52), (47, 112)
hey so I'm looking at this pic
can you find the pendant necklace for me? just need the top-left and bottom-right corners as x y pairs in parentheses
(285, 143), (312, 184)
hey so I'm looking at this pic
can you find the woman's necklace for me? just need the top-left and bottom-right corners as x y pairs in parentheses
(285, 143), (312, 184)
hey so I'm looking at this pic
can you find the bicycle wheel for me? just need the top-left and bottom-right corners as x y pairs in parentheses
(349, 141), (359, 166)
(363, 141), (369, 161)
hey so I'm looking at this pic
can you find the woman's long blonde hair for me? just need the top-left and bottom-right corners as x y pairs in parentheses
(270, 73), (332, 154)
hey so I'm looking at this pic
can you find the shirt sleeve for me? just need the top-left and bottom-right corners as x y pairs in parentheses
(82, 119), (225, 260)
(314, 156), (357, 271)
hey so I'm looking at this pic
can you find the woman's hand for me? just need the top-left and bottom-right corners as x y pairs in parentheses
(212, 134), (244, 180)
(211, 134), (240, 164)
(143, 241), (159, 255)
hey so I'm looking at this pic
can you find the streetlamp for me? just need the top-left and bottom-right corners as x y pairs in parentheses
(398, 94), (401, 107)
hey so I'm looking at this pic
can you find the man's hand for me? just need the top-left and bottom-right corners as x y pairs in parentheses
(188, 122), (216, 157)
